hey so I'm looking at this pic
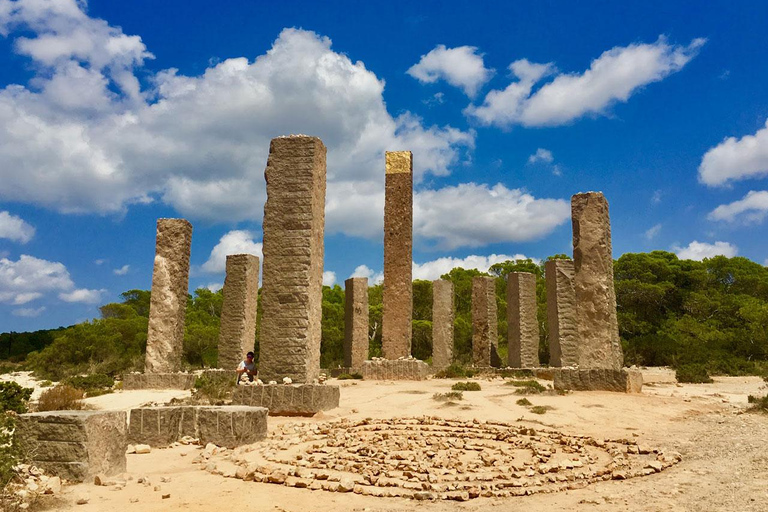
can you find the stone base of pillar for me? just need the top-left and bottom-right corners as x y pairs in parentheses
(123, 372), (196, 390)
(553, 368), (643, 393)
(360, 358), (430, 380)
(17, 411), (127, 482)
(231, 384), (340, 416)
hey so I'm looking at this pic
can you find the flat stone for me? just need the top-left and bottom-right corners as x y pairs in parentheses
(122, 372), (195, 390)
(232, 384), (338, 416)
(553, 368), (643, 393)
(360, 359), (430, 381)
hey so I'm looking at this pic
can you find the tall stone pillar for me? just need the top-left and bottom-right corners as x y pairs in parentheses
(344, 277), (369, 369)
(472, 276), (499, 367)
(144, 218), (192, 373)
(382, 151), (413, 359)
(545, 259), (577, 367)
(259, 136), (326, 384)
(572, 192), (623, 369)
(431, 279), (454, 369)
(507, 272), (539, 368)
(217, 254), (260, 371)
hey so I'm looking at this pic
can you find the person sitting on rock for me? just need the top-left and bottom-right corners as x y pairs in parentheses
(236, 352), (257, 384)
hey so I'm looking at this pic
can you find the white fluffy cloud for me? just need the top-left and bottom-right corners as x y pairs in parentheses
(0, 254), (74, 304)
(322, 271), (336, 287)
(673, 241), (737, 261)
(708, 190), (768, 223)
(113, 264), (130, 275)
(12, 306), (45, 317)
(466, 37), (704, 128)
(201, 230), (262, 274)
(407, 45), (494, 97)
(644, 224), (662, 241)
(350, 264), (383, 284)
(527, 148), (554, 165)
(413, 253), (534, 281)
(58, 288), (105, 304)
(699, 120), (768, 187)
(0, 211), (35, 243)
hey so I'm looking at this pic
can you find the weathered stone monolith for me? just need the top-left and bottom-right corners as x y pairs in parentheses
(382, 151), (413, 359)
(259, 136), (326, 384)
(507, 272), (539, 368)
(432, 279), (454, 369)
(572, 192), (623, 369)
(144, 218), (192, 373)
(217, 254), (260, 371)
(546, 259), (578, 367)
(344, 277), (369, 369)
(472, 276), (499, 367)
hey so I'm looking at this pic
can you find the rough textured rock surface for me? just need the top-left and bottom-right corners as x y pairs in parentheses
(472, 276), (499, 367)
(232, 384), (339, 416)
(572, 192), (624, 369)
(546, 259), (578, 367)
(218, 254), (260, 371)
(507, 272), (539, 368)
(17, 411), (127, 482)
(431, 279), (454, 369)
(122, 373), (195, 390)
(553, 368), (643, 393)
(145, 218), (192, 373)
(344, 277), (369, 368)
(259, 136), (326, 384)
(360, 359), (430, 380)
(382, 151), (413, 359)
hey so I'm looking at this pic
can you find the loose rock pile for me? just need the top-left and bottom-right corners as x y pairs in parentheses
(208, 417), (681, 500)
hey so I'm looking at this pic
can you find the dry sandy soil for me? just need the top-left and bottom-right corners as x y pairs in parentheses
(14, 369), (768, 512)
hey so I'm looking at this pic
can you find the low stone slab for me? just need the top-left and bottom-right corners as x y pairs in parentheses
(123, 372), (195, 390)
(553, 368), (643, 393)
(232, 384), (339, 416)
(16, 411), (127, 482)
(361, 359), (430, 380)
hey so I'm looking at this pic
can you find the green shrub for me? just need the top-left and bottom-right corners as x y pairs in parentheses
(0, 382), (33, 413)
(506, 379), (546, 394)
(516, 398), (532, 406)
(39, 380), (53, 387)
(65, 373), (115, 396)
(530, 405), (554, 415)
(193, 372), (236, 404)
(37, 385), (85, 411)
(337, 373), (363, 380)
(432, 391), (463, 401)
(451, 381), (481, 391)
(675, 364), (713, 384)
(747, 394), (768, 413)
(496, 369), (535, 379)
(434, 363), (476, 379)
(0, 413), (21, 488)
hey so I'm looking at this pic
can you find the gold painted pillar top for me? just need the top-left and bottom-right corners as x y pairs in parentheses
(385, 151), (413, 174)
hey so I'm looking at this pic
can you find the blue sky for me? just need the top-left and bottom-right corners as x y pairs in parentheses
(1, 0), (767, 332)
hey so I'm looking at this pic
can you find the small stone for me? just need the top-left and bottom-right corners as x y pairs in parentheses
(76, 496), (89, 505)
(337, 477), (355, 492)
(162, 493), (171, 499)
(134, 444), (151, 454)
(130, 498), (139, 503)
(44, 476), (61, 494)
(126, 444), (136, 454)
(154, 486), (161, 492)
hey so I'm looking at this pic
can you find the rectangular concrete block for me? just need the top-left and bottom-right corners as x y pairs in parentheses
(572, 192), (624, 369)
(218, 254), (260, 371)
(232, 384), (339, 416)
(507, 272), (539, 368)
(123, 372), (195, 390)
(17, 411), (127, 482)
(360, 359), (430, 380)
(382, 151), (413, 359)
(553, 368), (642, 393)
(344, 277), (369, 368)
(472, 276), (499, 367)
(145, 218), (192, 373)
(195, 406), (268, 449)
(545, 259), (578, 367)
(260, 136), (326, 384)
(128, 407), (183, 446)
(432, 279), (454, 369)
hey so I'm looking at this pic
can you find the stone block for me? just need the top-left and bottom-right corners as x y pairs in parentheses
(218, 254), (260, 371)
(122, 372), (195, 390)
(382, 151), (413, 359)
(572, 193), (623, 369)
(360, 359), (431, 380)
(432, 279), (454, 369)
(472, 276), (499, 367)
(344, 277), (369, 368)
(232, 384), (339, 416)
(260, 136), (326, 384)
(17, 411), (127, 482)
(545, 259), (577, 367)
(553, 368), (643, 393)
(195, 406), (268, 449)
(145, 218), (193, 373)
(507, 272), (539, 368)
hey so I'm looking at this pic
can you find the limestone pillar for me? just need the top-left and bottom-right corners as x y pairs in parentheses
(382, 151), (413, 359)
(472, 276), (499, 367)
(144, 218), (192, 373)
(545, 259), (578, 367)
(259, 136), (326, 384)
(572, 192), (623, 369)
(344, 277), (369, 369)
(507, 272), (539, 368)
(217, 254), (260, 371)
(431, 279), (454, 369)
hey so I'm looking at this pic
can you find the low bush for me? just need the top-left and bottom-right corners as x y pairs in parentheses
(432, 391), (463, 401)
(434, 363), (476, 379)
(516, 398), (532, 406)
(506, 379), (547, 394)
(0, 382), (32, 413)
(675, 364), (713, 384)
(747, 394), (768, 413)
(193, 372), (236, 404)
(65, 373), (114, 396)
(39, 380), (53, 388)
(37, 385), (85, 412)
(0, 412), (21, 489)
(451, 381), (481, 391)
(530, 405), (554, 415)
(337, 373), (363, 380)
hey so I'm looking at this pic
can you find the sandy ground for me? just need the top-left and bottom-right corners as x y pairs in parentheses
(16, 369), (768, 511)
